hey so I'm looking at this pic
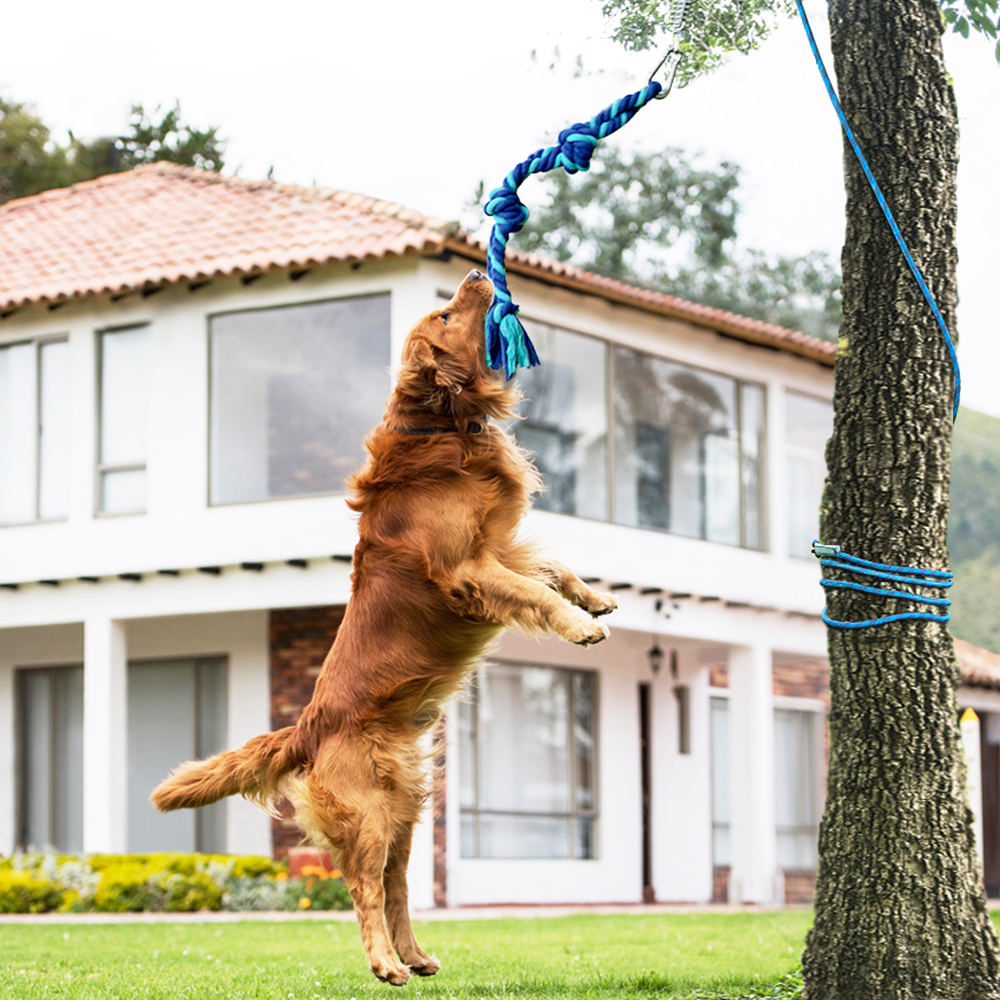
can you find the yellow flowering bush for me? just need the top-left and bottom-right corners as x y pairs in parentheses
(0, 870), (65, 914)
(0, 852), (289, 914)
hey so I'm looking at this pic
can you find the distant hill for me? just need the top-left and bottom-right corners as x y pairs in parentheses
(949, 408), (1000, 653)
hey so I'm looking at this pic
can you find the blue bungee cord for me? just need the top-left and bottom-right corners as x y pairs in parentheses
(795, 0), (961, 629)
(482, 1), (691, 379)
(812, 542), (953, 629)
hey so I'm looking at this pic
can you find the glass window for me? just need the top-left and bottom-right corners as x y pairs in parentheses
(99, 326), (152, 515)
(515, 323), (608, 520)
(774, 708), (820, 869)
(0, 339), (70, 525)
(710, 697), (730, 867)
(127, 658), (228, 853)
(459, 661), (598, 860)
(210, 295), (391, 505)
(613, 347), (764, 547)
(17, 666), (84, 852)
(786, 391), (833, 559)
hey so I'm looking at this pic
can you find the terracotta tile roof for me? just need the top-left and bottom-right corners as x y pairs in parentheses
(956, 637), (1000, 691)
(0, 163), (836, 366)
(0, 163), (457, 312)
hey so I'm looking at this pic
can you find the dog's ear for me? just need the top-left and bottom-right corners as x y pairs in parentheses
(402, 338), (464, 395)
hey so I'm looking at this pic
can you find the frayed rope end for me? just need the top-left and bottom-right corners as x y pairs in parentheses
(485, 302), (540, 380)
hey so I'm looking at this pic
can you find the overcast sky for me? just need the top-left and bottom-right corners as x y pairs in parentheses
(4, 0), (998, 415)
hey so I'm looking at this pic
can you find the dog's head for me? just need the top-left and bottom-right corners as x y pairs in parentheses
(397, 269), (519, 421)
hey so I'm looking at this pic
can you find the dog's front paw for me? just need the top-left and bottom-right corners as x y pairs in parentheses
(582, 591), (617, 618)
(569, 618), (610, 646)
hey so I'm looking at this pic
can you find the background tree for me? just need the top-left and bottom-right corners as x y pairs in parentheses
(474, 145), (842, 340)
(0, 97), (72, 204)
(597, 1), (1000, 998)
(0, 98), (225, 205)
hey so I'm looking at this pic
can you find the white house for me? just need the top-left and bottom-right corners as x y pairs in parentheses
(2, 163), (997, 909)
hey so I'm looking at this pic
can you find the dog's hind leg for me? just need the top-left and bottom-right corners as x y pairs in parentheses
(292, 762), (410, 985)
(384, 817), (440, 976)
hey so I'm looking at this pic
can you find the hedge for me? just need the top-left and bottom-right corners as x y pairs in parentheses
(0, 852), (353, 915)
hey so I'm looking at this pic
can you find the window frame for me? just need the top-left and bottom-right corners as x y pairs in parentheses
(784, 388), (833, 560)
(512, 318), (611, 522)
(773, 698), (825, 870)
(126, 655), (229, 853)
(205, 292), (393, 508)
(513, 314), (769, 549)
(15, 663), (85, 853)
(95, 323), (152, 518)
(0, 334), (70, 527)
(459, 659), (600, 861)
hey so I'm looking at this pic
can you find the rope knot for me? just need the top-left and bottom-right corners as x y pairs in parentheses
(555, 123), (599, 174)
(484, 187), (530, 235)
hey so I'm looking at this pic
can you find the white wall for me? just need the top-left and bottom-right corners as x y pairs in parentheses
(0, 255), (834, 625)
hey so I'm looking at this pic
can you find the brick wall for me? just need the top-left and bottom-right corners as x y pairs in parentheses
(269, 605), (346, 859)
(783, 868), (817, 905)
(712, 865), (730, 904)
(708, 657), (829, 703)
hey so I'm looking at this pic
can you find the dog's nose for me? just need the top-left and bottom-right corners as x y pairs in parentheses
(467, 268), (485, 282)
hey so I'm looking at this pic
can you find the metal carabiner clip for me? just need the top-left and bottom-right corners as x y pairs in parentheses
(648, 46), (684, 99)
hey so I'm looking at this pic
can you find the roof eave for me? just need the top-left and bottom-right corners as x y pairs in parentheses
(441, 236), (836, 369)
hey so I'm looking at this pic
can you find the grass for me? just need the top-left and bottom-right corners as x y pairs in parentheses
(0, 910), (811, 999)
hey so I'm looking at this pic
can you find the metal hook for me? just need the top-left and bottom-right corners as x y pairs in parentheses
(648, 0), (692, 99)
(648, 47), (685, 99)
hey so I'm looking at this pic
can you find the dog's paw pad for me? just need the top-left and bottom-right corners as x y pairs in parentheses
(574, 621), (609, 646)
(410, 957), (441, 977)
(373, 963), (410, 986)
(587, 594), (617, 617)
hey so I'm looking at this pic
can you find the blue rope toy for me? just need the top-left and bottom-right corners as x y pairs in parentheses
(481, 0), (690, 378)
(482, 82), (664, 378)
(795, 0), (961, 629)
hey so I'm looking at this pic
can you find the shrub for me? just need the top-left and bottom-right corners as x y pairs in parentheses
(93, 862), (164, 912)
(226, 855), (284, 879)
(0, 870), (65, 914)
(225, 875), (288, 912)
(0, 852), (293, 913)
(285, 865), (353, 911)
(157, 871), (223, 912)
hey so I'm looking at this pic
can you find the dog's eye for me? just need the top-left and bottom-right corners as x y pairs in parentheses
(439, 311), (450, 325)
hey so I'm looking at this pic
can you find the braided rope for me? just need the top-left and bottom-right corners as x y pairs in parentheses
(483, 80), (663, 378)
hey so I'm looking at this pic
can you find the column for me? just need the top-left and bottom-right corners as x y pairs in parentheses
(83, 617), (128, 852)
(727, 642), (778, 903)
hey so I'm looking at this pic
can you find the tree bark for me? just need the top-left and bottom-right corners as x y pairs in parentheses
(801, 1), (1000, 997)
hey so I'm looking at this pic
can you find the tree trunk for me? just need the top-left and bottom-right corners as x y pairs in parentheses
(801, 1), (1000, 997)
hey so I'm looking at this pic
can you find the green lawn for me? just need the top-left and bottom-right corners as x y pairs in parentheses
(0, 911), (810, 1000)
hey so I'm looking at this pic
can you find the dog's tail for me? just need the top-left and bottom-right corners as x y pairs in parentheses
(150, 726), (302, 818)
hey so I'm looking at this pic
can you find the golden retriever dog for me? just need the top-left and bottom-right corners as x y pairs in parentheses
(151, 269), (616, 985)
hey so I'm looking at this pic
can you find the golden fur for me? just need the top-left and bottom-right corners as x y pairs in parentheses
(151, 269), (615, 985)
